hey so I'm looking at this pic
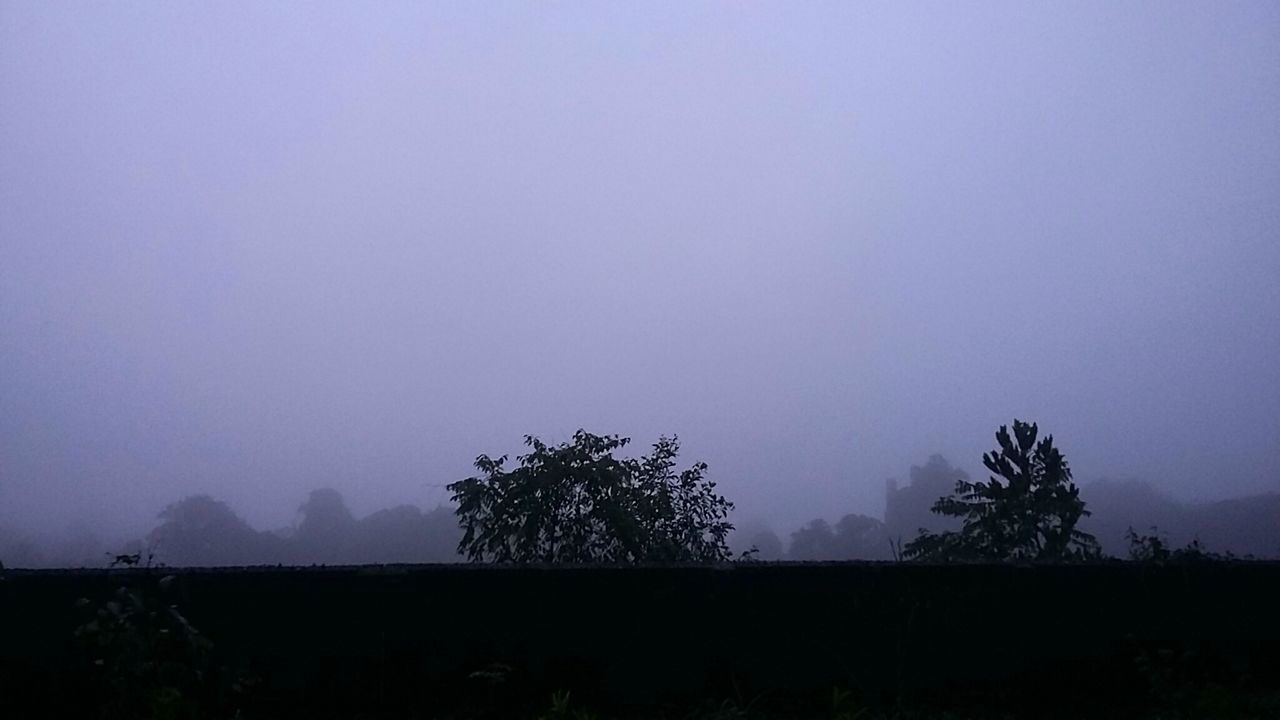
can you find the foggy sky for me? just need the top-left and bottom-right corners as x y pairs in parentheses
(3, 2), (1278, 541)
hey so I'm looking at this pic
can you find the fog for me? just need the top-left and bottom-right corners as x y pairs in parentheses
(2, 3), (1278, 560)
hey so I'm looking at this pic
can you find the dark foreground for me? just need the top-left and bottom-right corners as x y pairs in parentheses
(2, 562), (1278, 719)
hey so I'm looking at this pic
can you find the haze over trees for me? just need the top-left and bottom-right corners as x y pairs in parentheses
(786, 514), (892, 561)
(1, 420), (1278, 567)
(135, 490), (462, 567)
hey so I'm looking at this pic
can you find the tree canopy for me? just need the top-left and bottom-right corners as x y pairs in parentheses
(447, 430), (735, 563)
(904, 420), (1100, 562)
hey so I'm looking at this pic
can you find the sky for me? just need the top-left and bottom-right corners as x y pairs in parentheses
(2, 1), (1279, 540)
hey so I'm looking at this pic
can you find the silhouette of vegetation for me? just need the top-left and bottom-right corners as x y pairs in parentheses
(294, 487), (356, 560)
(74, 572), (252, 719)
(905, 420), (1100, 561)
(130, 491), (464, 567)
(829, 513), (891, 560)
(147, 495), (285, 567)
(449, 430), (734, 563)
(1125, 526), (1231, 563)
(779, 513), (893, 561)
(788, 518), (837, 561)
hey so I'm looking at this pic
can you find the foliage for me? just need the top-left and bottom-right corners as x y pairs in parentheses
(297, 488), (356, 539)
(539, 690), (600, 720)
(448, 430), (735, 563)
(831, 514), (891, 560)
(830, 687), (870, 720)
(1125, 526), (1230, 563)
(148, 494), (282, 567)
(904, 420), (1100, 562)
(74, 574), (251, 719)
(789, 519), (837, 561)
(788, 514), (890, 561)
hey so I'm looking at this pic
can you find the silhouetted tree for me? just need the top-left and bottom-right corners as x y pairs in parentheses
(148, 495), (282, 566)
(349, 503), (463, 563)
(788, 514), (890, 560)
(294, 488), (357, 563)
(1126, 526), (1229, 563)
(448, 430), (734, 563)
(297, 488), (355, 537)
(788, 519), (836, 561)
(832, 513), (891, 560)
(904, 420), (1100, 562)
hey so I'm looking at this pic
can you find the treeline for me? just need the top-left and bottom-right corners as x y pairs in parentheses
(141, 490), (465, 566)
(732, 453), (1280, 561)
(3, 427), (1279, 568)
(0, 490), (463, 568)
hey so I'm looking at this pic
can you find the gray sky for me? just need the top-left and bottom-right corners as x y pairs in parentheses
(2, 1), (1278, 539)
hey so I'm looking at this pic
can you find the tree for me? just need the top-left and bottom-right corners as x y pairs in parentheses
(788, 519), (836, 561)
(904, 420), (1100, 562)
(448, 430), (734, 563)
(1126, 526), (1228, 564)
(297, 488), (355, 538)
(832, 513), (891, 560)
(349, 504), (464, 564)
(294, 488), (357, 563)
(147, 495), (283, 566)
(788, 514), (891, 560)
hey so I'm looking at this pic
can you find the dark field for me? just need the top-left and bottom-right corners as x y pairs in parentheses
(2, 562), (1278, 719)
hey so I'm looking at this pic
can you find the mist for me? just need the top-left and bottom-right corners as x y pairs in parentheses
(2, 2), (1278, 560)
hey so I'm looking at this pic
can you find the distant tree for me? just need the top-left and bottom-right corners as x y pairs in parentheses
(448, 430), (734, 563)
(832, 513), (891, 560)
(789, 514), (890, 560)
(148, 495), (281, 566)
(1126, 526), (1229, 563)
(349, 503), (464, 563)
(294, 488), (357, 563)
(904, 420), (1100, 562)
(788, 519), (836, 561)
(297, 488), (356, 538)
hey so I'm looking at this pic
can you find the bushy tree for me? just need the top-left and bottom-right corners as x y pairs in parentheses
(293, 488), (357, 563)
(904, 420), (1100, 562)
(788, 514), (890, 560)
(788, 519), (836, 561)
(832, 513), (891, 560)
(448, 430), (734, 563)
(148, 495), (283, 567)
